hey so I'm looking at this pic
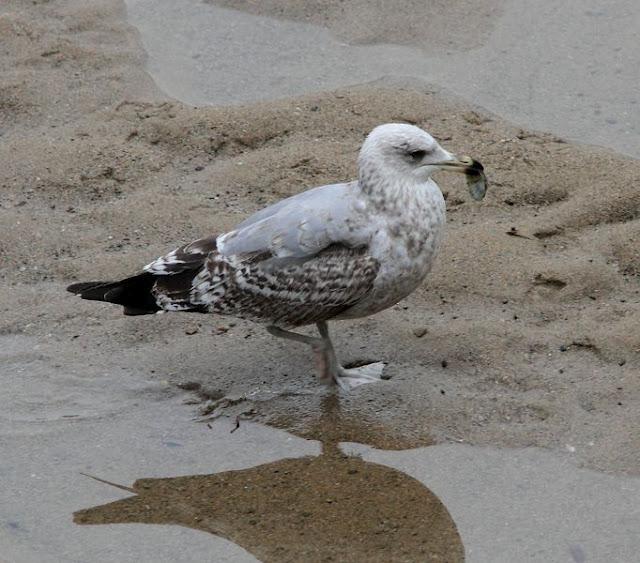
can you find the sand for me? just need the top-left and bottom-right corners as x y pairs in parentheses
(1, 0), (640, 560)
(207, 0), (501, 52)
(2, 0), (639, 472)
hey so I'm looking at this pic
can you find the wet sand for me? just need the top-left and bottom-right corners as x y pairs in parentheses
(132, 0), (640, 157)
(1, 0), (640, 561)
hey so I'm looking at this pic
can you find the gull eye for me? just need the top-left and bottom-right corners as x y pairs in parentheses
(408, 149), (427, 161)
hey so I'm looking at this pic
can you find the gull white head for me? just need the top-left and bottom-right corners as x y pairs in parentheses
(358, 123), (486, 198)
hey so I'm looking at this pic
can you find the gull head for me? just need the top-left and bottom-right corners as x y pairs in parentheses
(358, 124), (486, 197)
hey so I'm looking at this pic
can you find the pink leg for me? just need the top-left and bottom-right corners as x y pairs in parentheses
(268, 323), (386, 390)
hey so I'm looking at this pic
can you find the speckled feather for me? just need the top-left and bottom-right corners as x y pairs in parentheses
(192, 245), (379, 326)
(144, 233), (381, 326)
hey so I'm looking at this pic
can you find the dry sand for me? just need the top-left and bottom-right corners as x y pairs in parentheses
(1, 0), (639, 479)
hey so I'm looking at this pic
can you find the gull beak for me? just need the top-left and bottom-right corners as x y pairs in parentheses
(434, 153), (487, 201)
(434, 154), (484, 174)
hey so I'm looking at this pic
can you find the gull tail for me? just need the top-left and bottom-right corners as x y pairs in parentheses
(67, 273), (161, 316)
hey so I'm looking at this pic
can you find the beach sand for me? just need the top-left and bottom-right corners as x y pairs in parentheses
(208, 0), (501, 52)
(2, 0), (639, 471)
(1, 0), (639, 560)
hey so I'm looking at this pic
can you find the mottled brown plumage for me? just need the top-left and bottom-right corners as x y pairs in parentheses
(148, 241), (379, 327)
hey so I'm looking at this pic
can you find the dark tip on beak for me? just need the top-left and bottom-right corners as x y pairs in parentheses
(467, 159), (484, 173)
(456, 156), (484, 173)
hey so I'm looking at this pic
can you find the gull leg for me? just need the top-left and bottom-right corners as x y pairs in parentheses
(316, 322), (386, 391)
(267, 326), (334, 384)
(267, 324), (387, 390)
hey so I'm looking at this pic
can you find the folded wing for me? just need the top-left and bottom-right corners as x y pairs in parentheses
(141, 182), (378, 325)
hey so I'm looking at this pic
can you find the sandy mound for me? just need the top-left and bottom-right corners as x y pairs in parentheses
(1, 0), (638, 474)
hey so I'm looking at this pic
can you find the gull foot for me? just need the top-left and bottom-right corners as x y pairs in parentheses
(334, 362), (387, 391)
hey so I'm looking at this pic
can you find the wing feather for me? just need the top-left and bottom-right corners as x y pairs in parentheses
(217, 181), (369, 259)
(138, 181), (378, 325)
(185, 244), (378, 327)
(144, 235), (218, 275)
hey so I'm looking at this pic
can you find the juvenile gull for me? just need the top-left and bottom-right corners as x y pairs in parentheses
(68, 124), (486, 390)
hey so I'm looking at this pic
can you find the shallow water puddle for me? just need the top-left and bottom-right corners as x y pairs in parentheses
(75, 448), (463, 562)
(73, 394), (459, 561)
(69, 423), (640, 562)
(3, 376), (639, 561)
(67, 394), (640, 563)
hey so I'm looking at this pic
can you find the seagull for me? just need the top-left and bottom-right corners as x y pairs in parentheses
(68, 123), (486, 390)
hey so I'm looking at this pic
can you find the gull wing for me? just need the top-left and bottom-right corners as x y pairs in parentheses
(141, 180), (379, 324)
(188, 243), (379, 326)
(217, 181), (370, 259)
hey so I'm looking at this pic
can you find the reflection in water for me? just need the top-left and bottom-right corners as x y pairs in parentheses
(267, 391), (435, 451)
(74, 395), (464, 562)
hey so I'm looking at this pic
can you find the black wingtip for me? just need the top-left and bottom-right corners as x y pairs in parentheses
(67, 281), (109, 296)
(66, 274), (161, 315)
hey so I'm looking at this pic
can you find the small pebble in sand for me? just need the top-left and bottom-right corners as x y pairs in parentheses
(185, 326), (199, 335)
(441, 360), (448, 368)
(413, 327), (428, 338)
(177, 381), (201, 391)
